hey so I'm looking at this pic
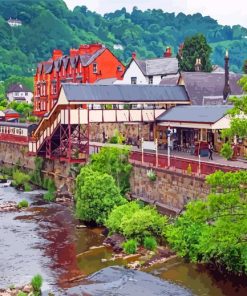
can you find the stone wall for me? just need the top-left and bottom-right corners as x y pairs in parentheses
(130, 164), (210, 213)
(0, 141), (210, 210)
(0, 141), (74, 192)
(89, 123), (150, 143)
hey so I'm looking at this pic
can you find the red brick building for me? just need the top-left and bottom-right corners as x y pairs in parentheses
(33, 43), (125, 116)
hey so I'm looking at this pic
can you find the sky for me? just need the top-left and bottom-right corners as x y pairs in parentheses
(64, 0), (247, 28)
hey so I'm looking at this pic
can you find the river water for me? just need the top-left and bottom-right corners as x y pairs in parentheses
(0, 187), (246, 295)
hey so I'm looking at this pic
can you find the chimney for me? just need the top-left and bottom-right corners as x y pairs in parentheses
(79, 43), (103, 55)
(52, 49), (63, 61)
(164, 47), (172, 58)
(223, 49), (231, 103)
(70, 49), (79, 57)
(195, 58), (202, 72)
(132, 52), (137, 59)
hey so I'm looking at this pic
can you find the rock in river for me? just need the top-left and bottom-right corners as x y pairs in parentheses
(66, 266), (193, 296)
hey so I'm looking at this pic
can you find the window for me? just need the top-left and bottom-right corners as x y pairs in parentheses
(14, 92), (19, 96)
(131, 77), (137, 84)
(93, 63), (98, 73)
(117, 65), (122, 72)
(148, 76), (153, 84)
(25, 92), (28, 96)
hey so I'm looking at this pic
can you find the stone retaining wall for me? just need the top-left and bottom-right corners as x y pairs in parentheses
(130, 164), (210, 213)
(1, 141), (210, 211)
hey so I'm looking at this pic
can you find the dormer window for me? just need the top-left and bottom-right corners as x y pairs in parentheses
(93, 63), (98, 73)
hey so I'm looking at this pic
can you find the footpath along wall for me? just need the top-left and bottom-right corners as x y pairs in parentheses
(0, 141), (209, 212)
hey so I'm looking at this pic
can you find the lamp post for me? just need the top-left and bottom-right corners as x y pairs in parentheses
(167, 127), (171, 167)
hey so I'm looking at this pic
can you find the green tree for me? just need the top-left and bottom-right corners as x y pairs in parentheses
(243, 60), (247, 74)
(223, 76), (247, 139)
(178, 34), (212, 72)
(167, 170), (247, 274)
(90, 147), (132, 194)
(106, 201), (167, 242)
(75, 167), (126, 225)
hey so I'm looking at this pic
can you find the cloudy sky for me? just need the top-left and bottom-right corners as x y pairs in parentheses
(64, 0), (247, 27)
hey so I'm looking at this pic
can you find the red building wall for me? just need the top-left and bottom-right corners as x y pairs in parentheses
(33, 44), (125, 116)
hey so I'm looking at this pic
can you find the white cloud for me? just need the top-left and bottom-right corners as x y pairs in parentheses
(64, 0), (247, 27)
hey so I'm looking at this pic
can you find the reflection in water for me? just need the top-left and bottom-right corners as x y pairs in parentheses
(0, 187), (247, 295)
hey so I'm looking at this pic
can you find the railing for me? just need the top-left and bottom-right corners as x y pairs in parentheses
(130, 151), (240, 176)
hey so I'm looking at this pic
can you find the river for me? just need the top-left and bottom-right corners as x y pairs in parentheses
(0, 187), (246, 295)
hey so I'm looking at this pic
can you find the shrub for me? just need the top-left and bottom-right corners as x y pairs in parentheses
(109, 129), (125, 144)
(90, 147), (132, 194)
(18, 199), (29, 209)
(220, 142), (233, 160)
(106, 201), (168, 242)
(144, 236), (157, 251)
(75, 167), (127, 225)
(147, 169), (156, 181)
(31, 157), (44, 187)
(123, 239), (138, 254)
(24, 183), (31, 192)
(31, 274), (43, 292)
(166, 170), (247, 274)
(17, 292), (27, 296)
(43, 178), (56, 202)
(12, 170), (31, 187)
(43, 191), (56, 202)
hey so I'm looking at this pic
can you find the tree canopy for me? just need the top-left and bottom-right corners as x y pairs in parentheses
(178, 34), (212, 72)
(167, 170), (247, 274)
(0, 0), (247, 79)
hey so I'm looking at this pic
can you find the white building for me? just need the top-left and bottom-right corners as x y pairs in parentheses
(7, 18), (22, 27)
(115, 48), (179, 85)
(7, 84), (33, 104)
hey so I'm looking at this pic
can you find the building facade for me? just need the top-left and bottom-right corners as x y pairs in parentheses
(115, 47), (178, 85)
(7, 84), (33, 104)
(33, 43), (125, 116)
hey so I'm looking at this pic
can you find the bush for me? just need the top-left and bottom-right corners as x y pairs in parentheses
(220, 142), (233, 160)
(43, 191), (56, 202)
(31, 274), (43, 292)
(17, 292), (27, 296)
(166, 170), (247, 274)
(75, 167), (127, 225)
(109, 129), (125, 144)
(144, 236), (157, 251)
(90, 147), (132, 194)
(106, 201), (167, 242)
(123, 239), (138, 254)
(18, 199), (29, 209)
(147, 169), (156, 181)
(24, 183), (31, 192)
(12, 170), (31, 187)
(43, 178), (56, 202)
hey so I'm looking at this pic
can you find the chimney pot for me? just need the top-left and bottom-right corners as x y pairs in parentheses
(164, 47), (172, 58)
(52, 49), (63, 61)
(132, 52), (137, 59)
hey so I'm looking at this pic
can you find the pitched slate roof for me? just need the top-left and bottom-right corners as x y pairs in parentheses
(135, 57), (178, 76)
(180, 72), (243, 105)
(7, 84), (31, 93)
(160, 74), (180, 85)
(156, 105), (232, 123)
(62, 84), (190, 103)
(40, 47), (107, 75)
